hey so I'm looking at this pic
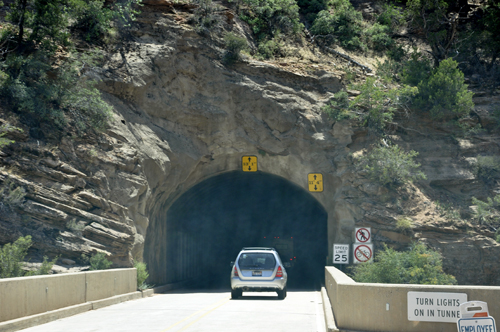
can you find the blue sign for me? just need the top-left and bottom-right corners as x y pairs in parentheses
(457, 317), (497, 332)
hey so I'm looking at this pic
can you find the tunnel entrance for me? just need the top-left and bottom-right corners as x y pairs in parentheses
(163, 171), (328, 290)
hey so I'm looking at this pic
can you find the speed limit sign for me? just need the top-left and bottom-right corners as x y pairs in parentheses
(333, 244), (349, 264)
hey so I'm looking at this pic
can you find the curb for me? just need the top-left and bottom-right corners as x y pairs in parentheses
(321, 287), (340, 332)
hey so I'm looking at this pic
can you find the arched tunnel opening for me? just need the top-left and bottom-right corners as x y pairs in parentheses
(161, 171), (328, 290)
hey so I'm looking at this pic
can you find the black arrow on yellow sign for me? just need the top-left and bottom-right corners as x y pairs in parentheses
(308, 173), (323, 192)
(242, 156), (257, 172)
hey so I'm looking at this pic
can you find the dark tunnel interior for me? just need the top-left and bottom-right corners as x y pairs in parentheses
(165, 171), (328, 290)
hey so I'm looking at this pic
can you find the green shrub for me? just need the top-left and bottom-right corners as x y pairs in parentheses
(377, 48), (433, 85)
(479, 1), (500, 69)
(0, 179), (26, 209)
(350, 243), (457, 285)
(475, 156), (500, 183)
(239, 0), (303, 42)
(434, 201), (463, 224)
(0, 124), (22, 151)
(71, 0), (114, 42)
(404, 0), (453, 63)
(376, 59), (402, 83)
(256, 39), (283, 59)
(297, 0), (327, 21)
(223, 32), (248, 63)
(322, 91), (354, 121)
(192, 0), (219, 33)
(70, 0), (142, 41)
(396, 216), (413, 232)
(2, 53), (65, 127)
(6, 0), (71, 52)
(471, 195), (500, 224)
(310, 0), (395, 52)
(0, 236), (58, 277)
(400, 50), (433, 87)
(89, 252), (113, 270)
(34, 255), (58, 275)
(0, 236), (32, 278)
(357, 143), (426, 188)
(61, 80), (113, 131)
(413, 58), (474, 120)
(134, 261), (151, 290)
(0, 51), (112, 133)
(4, 0), (142, 51)
(348, 78), (417, 133)
(113, 0), (143, 28)
(365, 23), (393, 52)
(66, 219), (85, 234)
(310, 1), (365, 51)
(375, 46), (410, 82)
(377, 3), (404, 33)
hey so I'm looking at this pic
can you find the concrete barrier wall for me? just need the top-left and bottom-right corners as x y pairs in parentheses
(85, 269), (136, 302)
(0, 269), (136, 323)
(325, 267), (500, 332)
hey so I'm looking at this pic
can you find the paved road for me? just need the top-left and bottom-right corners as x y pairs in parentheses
(20, 289), (326, 332)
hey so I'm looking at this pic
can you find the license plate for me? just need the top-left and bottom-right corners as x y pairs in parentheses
(252, 271), (262, 276)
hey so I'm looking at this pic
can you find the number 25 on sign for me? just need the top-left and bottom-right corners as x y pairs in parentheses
(333, 244), (349, 264)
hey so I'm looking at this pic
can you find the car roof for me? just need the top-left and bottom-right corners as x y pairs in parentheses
(240, 247), (276, 251)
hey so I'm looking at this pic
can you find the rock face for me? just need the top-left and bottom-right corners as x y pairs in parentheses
(1, 2), (500, 285)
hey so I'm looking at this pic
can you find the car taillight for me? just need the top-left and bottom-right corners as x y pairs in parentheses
(276, 266), (283, 278)
(234, 266), (239, 277)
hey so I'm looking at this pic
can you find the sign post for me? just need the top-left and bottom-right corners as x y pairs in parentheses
(333, 244), (349, 264)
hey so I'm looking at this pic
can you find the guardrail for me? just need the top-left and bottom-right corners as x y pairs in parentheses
(325, 266), (500, 332)
(0, 268), (136, 323)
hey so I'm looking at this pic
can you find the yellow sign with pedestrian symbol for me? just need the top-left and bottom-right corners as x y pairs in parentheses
(308, 173), (323, 192)
(242, 156), (258, 172)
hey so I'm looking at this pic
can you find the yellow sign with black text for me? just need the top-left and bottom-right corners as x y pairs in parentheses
(242, 156), (258, 172)
(308, 173), (323, 192)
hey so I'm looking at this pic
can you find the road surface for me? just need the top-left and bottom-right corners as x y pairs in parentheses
(20, 289), (326, 332)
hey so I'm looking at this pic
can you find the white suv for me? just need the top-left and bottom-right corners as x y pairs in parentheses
(230, 247), (288, 299)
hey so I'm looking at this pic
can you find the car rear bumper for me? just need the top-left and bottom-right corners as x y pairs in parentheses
(231, 277), (287, 291)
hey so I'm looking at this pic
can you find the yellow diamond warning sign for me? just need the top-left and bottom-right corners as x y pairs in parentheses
(308, 173), (323, 192)
(242, 156), (257, 172)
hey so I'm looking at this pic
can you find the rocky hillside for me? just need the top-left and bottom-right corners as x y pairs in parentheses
(1, 0), (500, 285)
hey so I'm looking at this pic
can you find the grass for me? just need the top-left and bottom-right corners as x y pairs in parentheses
(396, 216), (413, 232)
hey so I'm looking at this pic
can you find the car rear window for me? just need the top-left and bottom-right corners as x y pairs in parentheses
(238, 253), (276, 269)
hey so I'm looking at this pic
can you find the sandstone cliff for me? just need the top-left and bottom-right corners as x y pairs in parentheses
(1, 0), (500, 285)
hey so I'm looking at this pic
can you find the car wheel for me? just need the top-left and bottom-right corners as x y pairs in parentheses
(231, 289), (241, 299)
(277, 287), (287, 299)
